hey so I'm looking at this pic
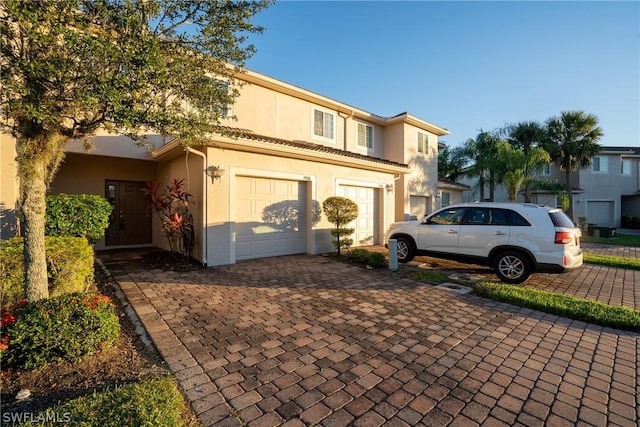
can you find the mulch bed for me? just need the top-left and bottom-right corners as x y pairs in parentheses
(139, 250), (204, 272)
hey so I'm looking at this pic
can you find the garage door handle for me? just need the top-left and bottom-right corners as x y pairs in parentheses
(493, 231), (507, 235)
(447, 230), (458, 234)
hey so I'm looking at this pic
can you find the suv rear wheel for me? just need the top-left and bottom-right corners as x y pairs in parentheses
(494, 251), (531, 284)
(395, 237), (415, 263)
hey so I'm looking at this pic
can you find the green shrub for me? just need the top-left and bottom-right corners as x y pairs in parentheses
(323, 196), (358, 255)
(45, 194), (112, 243)
(345, 249), (387, 269)
(0, 293), (120, 369)
(1, 237), (94, 309)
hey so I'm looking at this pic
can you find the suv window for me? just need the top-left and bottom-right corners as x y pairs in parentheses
(549, 211), (575, 228)
(503, 209), (530, 226)
(459, 208), (530, 226)
(427, 207), (465, 225)
(464, 208), (490, 225)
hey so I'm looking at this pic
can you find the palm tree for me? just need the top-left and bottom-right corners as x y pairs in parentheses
(544, 111), (603, 218)
(438, 145), (468, 181)
(496, 141), (550, 202)
(505, 121), (550, 202)
(462, 130), (502, 201)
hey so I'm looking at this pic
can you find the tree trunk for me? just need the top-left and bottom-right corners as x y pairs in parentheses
(18, 154), (49, 301)
(565, 169), (574, 219)
(17, 133), (66, 302)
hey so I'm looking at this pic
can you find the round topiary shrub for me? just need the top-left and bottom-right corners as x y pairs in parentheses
(0, 293), (120, 369)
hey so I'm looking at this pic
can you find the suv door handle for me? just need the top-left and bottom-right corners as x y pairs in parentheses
(447, 230), (458, 234)
(493, 231), (507, 235)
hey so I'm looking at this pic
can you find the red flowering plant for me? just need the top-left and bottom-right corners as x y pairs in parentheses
(0, 298), (27, 357)
(142, 178), (195, 257)
(0, 293), (120, 369)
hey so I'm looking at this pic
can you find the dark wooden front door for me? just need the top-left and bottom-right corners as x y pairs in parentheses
(105, 180), (152, 246)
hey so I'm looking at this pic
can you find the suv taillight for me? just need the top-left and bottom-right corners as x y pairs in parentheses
(555, 231), (574, 244)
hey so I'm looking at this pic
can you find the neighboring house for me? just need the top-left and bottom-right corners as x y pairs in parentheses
(459, 146), (640, 228)
(0, 68), (449, 266)
(437, 179), (472, 210)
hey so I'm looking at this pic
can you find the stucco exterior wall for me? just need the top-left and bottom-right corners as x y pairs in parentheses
(0, 133), (19, 239)
(225, 82), (387, 160)
(203, 145), (396, 266)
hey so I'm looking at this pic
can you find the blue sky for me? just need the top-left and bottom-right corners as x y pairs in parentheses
(245, 1), (639, 148)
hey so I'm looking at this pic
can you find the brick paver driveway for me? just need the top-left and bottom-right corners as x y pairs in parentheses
(100, 252), (639, 427)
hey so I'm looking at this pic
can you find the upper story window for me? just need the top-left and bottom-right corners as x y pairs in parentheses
(214, 79), (232, 117)
(542, 163), (551, 175)
(591, 156), (608, 173)
(313, 108), (335, 141)
(622, 159), (632, 175)
(356, 123), (373, 149)
(417, 132), (429, 154)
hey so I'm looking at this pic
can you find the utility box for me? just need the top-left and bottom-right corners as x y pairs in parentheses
(592, 227), (617, 238)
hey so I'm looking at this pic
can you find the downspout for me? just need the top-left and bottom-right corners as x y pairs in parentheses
(186, 147), (208, 266)
(338, 109), (355, 151)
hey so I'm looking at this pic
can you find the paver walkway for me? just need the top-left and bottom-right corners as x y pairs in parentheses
(99, 251), (639, 427)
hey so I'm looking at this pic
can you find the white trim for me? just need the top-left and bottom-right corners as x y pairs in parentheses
(229, 167), (317, 263)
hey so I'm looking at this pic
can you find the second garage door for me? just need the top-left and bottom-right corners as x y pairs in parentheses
(339, 185), (376, 246)
(235, 176), (307, 260)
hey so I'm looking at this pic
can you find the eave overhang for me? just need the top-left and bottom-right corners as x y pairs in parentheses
(152, 131), (411, 175)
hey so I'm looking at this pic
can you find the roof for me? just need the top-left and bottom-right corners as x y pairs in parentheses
(599, 146), (640, 156)
(221, 127), (410, 169)
(153, 126), (411, 173)
(437, 179), (471, 191)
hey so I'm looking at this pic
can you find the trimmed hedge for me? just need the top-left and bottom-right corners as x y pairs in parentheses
(45, 193), (112, 243)
(344, 249), (387, 269)
(0, 237), (94, 310)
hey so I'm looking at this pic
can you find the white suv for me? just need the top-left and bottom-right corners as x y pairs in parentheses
(384, 202), (583, 283)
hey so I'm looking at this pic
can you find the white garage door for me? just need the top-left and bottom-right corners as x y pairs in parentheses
(235, 176), (307, 260)
(339, 185), (376, 246)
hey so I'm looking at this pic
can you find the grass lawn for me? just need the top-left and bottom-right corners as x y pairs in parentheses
(582, 232), (640, 247)
(17, 376), (198, 427)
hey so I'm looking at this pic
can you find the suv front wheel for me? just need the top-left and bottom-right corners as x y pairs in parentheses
(494, 251), (531, 284)
(395, 237), (415, 263)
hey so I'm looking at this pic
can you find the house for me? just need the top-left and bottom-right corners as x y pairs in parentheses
(460, 146), (640, 228)
(0, 68), (449, 266)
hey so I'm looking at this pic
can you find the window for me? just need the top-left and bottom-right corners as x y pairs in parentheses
(441, 192), (450, 207)
(542, 164), (550, 175)
(356, 123), (373, 149)
(622, 159), (631, 175)
(591, 156), (608, 173)
(313, 108), (335, 140)
(193, 76), (232, 117)
(215, 79), (232, 116)
(417, 132), (429, 154)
